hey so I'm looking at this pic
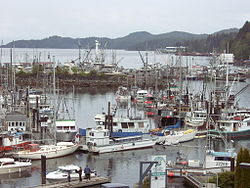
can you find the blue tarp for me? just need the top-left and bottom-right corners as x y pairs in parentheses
(111, 132), (143, 137)
(164, 120), (181, 130)
(79, 128), (86, 136)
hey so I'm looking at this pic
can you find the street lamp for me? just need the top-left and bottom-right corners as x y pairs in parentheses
(208, 171), (218, 188)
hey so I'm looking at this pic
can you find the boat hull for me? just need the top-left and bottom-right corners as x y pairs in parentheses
(0, 141), (32, 152)
(0, 161), (31, 174)
(157, 130), (197, 145)
(16, 145), (79, 160)
(46, 171), (96, 182)
(56, 131), (77, 142)
(85, 139), (156, 154)
(209, 129), (250, 140)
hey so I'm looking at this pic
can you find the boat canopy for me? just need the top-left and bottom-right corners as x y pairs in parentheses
(0, 158), (14, 163)
(58, 165), (80, 171)
(164, 120), (181, 130)
(209, 151), (237, 158)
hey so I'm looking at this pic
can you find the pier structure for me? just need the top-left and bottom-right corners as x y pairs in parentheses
(27, 176), (111, 188)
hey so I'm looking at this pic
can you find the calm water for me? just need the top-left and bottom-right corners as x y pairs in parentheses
(0, 49), (250, 188)
(0, 89), (249, 188)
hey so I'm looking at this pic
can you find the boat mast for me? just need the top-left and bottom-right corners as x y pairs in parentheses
(0, 40), (3, 86)
(72, 85), (75, 119)
(53, 56), (56, 144)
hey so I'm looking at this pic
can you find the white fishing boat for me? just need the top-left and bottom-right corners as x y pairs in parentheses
(166, 149), (237, 177)
(115, 86), (131, 102)
(135, 90), (148, 103)
(0, 158), (31, 174)
(46, 164), (96, 182)
(185, 110), (207, 127)
(55, 120), (78, 142)
(94, 113), (150, 134)
(210, 117), (250, 139)
(16, 142), (79, 160)
(156, 129), (197, 145)
(202, 149), (236, 171)
(80, 127), (156, 154)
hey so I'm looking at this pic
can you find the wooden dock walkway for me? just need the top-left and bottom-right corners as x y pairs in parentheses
(28, 176), (111, 188)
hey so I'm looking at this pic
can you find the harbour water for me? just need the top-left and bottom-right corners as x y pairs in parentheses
(0, 49), (250, 187)
(0, 88), (249, 188)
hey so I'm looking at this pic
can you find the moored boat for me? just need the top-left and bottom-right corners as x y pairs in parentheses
(94, 113), (151, 136)
(16, 142), (79, 160)
(209, 117), (250, 139)
(46, 164), (96, 182)
(55, 120), (78, 142)
(80, 126), (156, 154)
(156, 129), (197, 145)
(0, 158), (31, 174)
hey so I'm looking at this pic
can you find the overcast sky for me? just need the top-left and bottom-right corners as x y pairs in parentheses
(0, 0), (249, 43)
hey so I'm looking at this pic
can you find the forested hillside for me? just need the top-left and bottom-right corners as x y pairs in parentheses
(230, 21), (250, 60)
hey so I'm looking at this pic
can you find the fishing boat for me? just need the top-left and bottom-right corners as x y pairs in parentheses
(0, 132), (32, 152)
(115, 86), (131, 102)
(15, 142), (79, 160)
(134, 90), (148, 103)
(156, 129), (197, 145)
(185, 110), (207, 128)
(209, 117), (250, 139)
(94, 113), (151, 136)
(55, 120), (78, 142)
(80, 126), (156, 154)
(46, 164), (96, 182)
(166, 148), (237, 177)
(0, 158), (31, 174)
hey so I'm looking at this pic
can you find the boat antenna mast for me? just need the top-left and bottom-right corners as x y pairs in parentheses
(53, 56), (57, 144)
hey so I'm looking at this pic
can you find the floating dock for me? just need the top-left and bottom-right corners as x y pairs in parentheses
(27, 176), (111, 188)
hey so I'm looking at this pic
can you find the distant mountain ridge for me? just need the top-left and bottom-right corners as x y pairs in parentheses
(1, 28), (239, 52)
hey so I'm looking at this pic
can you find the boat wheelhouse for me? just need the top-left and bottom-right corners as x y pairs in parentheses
(185, 110), (207, 128)
(94, 113), (150, 135)
(55, 120), (77, 141)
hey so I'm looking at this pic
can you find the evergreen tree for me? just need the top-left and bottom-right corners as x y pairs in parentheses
(235, 148), (250, 188)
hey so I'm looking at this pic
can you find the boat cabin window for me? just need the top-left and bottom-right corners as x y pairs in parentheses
(113, 122), (117, 126)
(138, 122), (144, 128)
(128, 122), (134, 128)
(121, 123), (128, 128)
(57, 126), (63, 130)
(104, 132), (109, 137)
(247, 122), (250, 126)
(70, 126), (75, 130)
(0, 161), (15, 166)
(215, 157), (231, 161)
(145, 97), (154, 101)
